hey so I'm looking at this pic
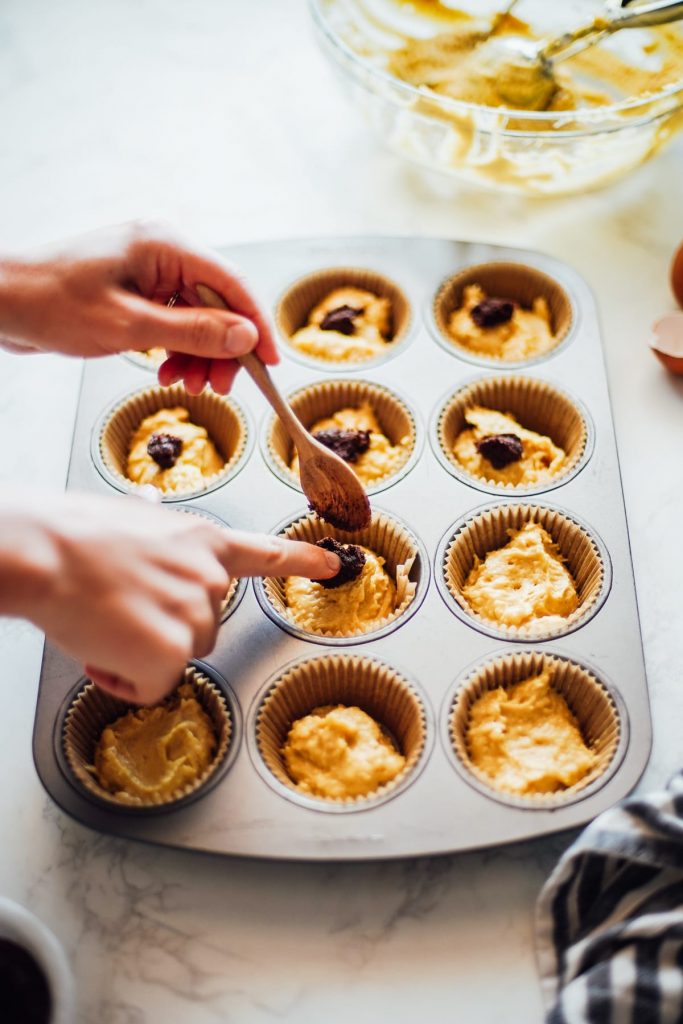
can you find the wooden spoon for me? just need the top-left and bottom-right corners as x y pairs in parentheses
(195, 283), (371, 531)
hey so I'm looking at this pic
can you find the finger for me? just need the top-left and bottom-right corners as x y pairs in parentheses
(207, 359), (240, 395)
(117, 292), (260, 359)
(124, 227), (278, 363)
(85, 666), (139, 701)
(0, 339), (43, 355)
(158, 352), (190, 387)
(211, 532), (341, 579)
(174, 249), (277, 361)
(179, 356), (209, 395)
(134, 483), (163, 504)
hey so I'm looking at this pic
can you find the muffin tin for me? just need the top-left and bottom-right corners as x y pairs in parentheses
(32, 236), (650, 860)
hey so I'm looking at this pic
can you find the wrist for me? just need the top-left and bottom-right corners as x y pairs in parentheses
(0, 497), (60, 621)
(0, 258), (35, 350)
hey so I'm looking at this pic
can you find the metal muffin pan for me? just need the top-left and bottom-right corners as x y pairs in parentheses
(32, 236), (650, 861)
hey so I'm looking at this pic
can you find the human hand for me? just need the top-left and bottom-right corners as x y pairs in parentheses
(0, 221), (278, 394)
(0, 492), (339, 705)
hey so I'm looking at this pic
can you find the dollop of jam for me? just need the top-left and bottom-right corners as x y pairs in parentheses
(319, 305), (363, 336)
(470, 297), (515, 328)
(312, 427), (371, 463)
(313, 537), (366, 588)
(476, 433), (524, 469)
(0, 938), (52, 1024)
(147, 432), (183, 469)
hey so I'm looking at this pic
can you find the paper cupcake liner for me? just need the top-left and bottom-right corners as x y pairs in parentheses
(449, 650), (622, 808)
(260, 509), (421, 640)
(265, 378), (417, 492)
(275, 266), (412, 366)
(62, 665), (232, 810)
(432, 262), (574, 365)
(95, 382), (249, 500)
(255, 654), (426, 806)
(435, 375), (590, 493)
(441, 503), (608, 641)
(172, 505), (241, 620)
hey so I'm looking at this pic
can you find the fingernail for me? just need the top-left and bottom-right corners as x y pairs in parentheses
(324, 551), (341, 573)
(225, 323), (256, 354)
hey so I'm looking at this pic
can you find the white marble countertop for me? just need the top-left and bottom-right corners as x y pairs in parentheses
(1, 1), (682, 1021)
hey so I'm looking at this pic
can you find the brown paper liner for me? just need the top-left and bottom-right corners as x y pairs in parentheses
(437, 375), (589, 491)
(449, 651), (621, 807)
(443, 504), (606, 640)
(97, 383), (248, 498)
(267, 378), (417, 490)
(275, 267), (412, 364)
(433, 262), (573, 363)
(262, 510), (420, 638)
(256, 654), (426, 805)
(62, 665), (232, 809)
(172, 506), (239, 619)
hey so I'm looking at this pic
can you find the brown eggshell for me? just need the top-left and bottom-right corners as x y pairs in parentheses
(671, 241), (683, 309)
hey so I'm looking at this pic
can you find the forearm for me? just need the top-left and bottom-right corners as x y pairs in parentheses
(0, 497), (58, 619)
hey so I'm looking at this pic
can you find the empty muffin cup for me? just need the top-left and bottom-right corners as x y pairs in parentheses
(265, 378), (419, 493)
(275, 266), (412, 368)
(254, 653), (427, 808)
(434, 375), (591, 494)
(172, 505), (243, 621)
(257, 509), (426, 642)
(431, 262), (574, 366)
(62, 665), (232, 811)
(440, 503), (609, 641)
(448, 650), (623, 808)
(94, 382), (249, 500)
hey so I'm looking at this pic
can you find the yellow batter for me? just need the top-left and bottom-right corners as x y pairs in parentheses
(453, 406), (566, 486)
(388, 13), (683, 114)
(126, 406), (225, 495)
(284, 545), (412, 635)
(448, 285), (556, 361)
(141, 347), (166, 366)
(290, 404), (411, 485)
(94, 683), (217, 802)
(289, 287), (392, 362)
(462, 522), (578, 629)
(466, 668), (597, 795)
(283, 704), (406, 799)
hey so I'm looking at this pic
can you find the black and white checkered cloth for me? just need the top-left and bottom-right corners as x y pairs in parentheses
(536, 771), (683, 1022)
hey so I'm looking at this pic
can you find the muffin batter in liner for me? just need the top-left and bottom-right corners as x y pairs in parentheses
(121, 349), (167, 372)
(449, 651), (622, 808)
(261, 511), (419, 639)
(442, 503), (607, 640)
(96, 382), (248, 499)
(266, 378), (417, 492)
(436, 375), (589, 493)
(62, 665), (232, 810)
(432, 262), (573, 365)
(276, 266), (412, 367)
(255, 654), (426, 807)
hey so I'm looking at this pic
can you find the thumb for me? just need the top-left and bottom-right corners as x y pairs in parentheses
(119, 292), (260, 358)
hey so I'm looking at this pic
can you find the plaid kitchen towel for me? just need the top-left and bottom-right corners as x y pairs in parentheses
(535, 770), (683, 1023)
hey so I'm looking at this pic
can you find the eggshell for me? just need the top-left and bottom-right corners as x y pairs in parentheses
(650, 312), (683, 375)
(671, 241), (683, 309)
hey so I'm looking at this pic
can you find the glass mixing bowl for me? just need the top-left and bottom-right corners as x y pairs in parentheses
(310, 0), (683, 195)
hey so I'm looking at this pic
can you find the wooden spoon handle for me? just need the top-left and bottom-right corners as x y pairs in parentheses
(194, 284), (310, 448)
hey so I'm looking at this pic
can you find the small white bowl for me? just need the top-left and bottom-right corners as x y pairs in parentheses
(0, 897), (75, 1024)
